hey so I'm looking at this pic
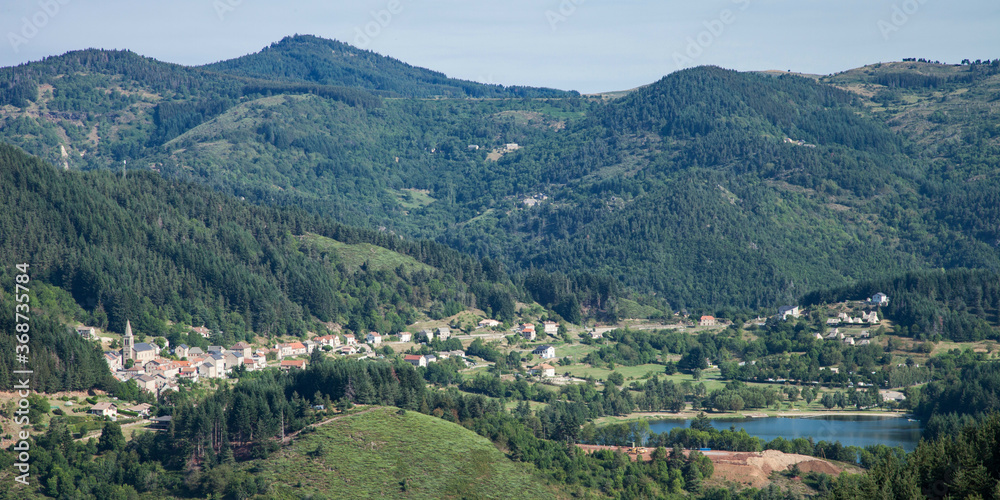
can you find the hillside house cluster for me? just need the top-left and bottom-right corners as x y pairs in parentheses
(413, 326), (454, 343)
(107, 320), (267, 394)
(404, 350), (473, 368)
(826, 311), (879, 325)
(822, 328), (872, 346)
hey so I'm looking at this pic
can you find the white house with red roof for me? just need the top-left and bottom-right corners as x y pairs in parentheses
(280, 359), (307, 371)
(404, 354), (427, 367)
(275, 342), (308, 359)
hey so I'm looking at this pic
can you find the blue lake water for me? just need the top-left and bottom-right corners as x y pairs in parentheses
(648, 415), (923, 451)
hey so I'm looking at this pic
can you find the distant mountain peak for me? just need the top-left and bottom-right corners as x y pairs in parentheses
(200, 34), (576, 98)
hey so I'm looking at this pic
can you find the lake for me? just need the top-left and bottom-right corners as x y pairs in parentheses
(648, 415), (923, 451)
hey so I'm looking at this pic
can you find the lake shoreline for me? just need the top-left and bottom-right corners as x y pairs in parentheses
(634, 411), (924, 451)
(596, 409), (912, 424)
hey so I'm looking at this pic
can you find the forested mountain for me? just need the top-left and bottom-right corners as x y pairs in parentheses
(2, 41), (999, 311)
(0, 143), (619, 345)
(201, 34), (576, 98)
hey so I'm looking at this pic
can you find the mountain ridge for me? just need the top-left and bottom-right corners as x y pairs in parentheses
(199, 34), (577, 98)
(2, 42), (999, 310)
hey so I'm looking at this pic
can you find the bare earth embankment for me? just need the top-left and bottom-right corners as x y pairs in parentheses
(576, 445), (846, 488)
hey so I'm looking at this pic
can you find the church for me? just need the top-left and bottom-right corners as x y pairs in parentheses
(122, 320), (158, 363)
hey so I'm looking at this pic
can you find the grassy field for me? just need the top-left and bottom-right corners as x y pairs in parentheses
(246, 406), (558, 500)
(301, 232), (435, 273)
(659, 370), (729, 392)
(544, 342), (595, 360)
(928, 339), (998, 356)
(560, 363), (668, 382)
(390, 188), (436, 210)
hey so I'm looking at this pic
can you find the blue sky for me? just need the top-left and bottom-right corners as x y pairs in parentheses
(2, 0), (997, 93)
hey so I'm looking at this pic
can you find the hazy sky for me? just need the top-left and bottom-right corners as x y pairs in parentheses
(2, 0), (997, 93)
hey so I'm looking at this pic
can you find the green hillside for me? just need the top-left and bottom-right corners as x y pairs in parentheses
(821, 59), (1000, 253)
(3, 44), (1000, 312)
(0, 142), (534, 340)
(249, 406), (557, 500)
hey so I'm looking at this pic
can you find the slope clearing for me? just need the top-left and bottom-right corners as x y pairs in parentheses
(246, 406), (558, 500)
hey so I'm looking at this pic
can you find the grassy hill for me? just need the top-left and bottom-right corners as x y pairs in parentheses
(242, 406), (558, 500)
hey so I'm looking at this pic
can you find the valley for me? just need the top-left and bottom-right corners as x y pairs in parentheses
(2, 34), (1000, 499)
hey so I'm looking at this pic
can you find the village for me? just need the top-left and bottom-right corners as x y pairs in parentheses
(68, 314), (566, 419)
(65, 293), (895, 422)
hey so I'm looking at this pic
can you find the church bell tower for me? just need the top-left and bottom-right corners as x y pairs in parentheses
(123, 319), (134, 360)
